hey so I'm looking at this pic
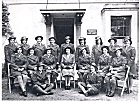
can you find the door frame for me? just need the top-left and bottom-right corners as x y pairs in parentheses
(40, 9), (86, 47)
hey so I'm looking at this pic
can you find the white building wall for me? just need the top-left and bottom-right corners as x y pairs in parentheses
(80, 4), (104, 52)
(8, 4), (47, 46)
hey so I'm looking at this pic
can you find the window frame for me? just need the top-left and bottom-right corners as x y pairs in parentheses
(111, 15), (132, 39)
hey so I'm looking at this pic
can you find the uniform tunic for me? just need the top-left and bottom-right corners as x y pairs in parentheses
(47, 44), (60, 63)
(20, 43), (30, 56)
(80, 72), (102, 95)
(121, 46), (136, 75)
(61, 54), (75, 77)
(10, 53), (28, 77)
(41, 54), (58, 82)
(78, 54), (93, 73)
(60, 43), (75, 62)
(31, 70), (50, 87)
(41, 54), (57, 71)
(109, 55), (127, 80)
(98, 54), (111, 77)
(108, 45), (119, 58)
(4, 44), (17, 63)
(75, 45), (90, 63)
(91, 45), (103, 65)
(27, 55), (39, 74)
(32, 43), (46, 61)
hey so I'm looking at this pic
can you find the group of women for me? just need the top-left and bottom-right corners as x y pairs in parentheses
(4, 35), (136, 97)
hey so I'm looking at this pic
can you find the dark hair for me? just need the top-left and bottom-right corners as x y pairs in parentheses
(44, 48), (52, 54)
(79, 39), (86, 45)
(101, 46), (109, 54)
(108, 38), (117, 44)
(15, 47), (23, 53)
(115, 49), (123, 57)
(49, 37), (56, 41)
(37, 64), (44, 71)
(35, 36), (43, 40)
(8, 37), (16, 43)
(125, 39), (132, 45)
(115, 49), (122, 53)
(95, 38), (103, 45)
(21, 39), (28, 44)
(80, 48), (88, 54)
(64, 47), (73, 54)
(27, 48), (35, 55)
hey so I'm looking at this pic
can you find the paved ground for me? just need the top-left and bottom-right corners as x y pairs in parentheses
(2, 78), (138, 101)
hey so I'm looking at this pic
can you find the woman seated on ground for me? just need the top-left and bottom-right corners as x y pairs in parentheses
(78, 66), (102, 97)
(97, 46), (112, 90)
(61, 46), (75, 90)
(31, 64), (54, 96)
(10, 46), (28, 97)
(40, 48), (58, 85)
(104, 47), (127, 97)
(77, 47), (94, 83)
(27, 48), (39, 76)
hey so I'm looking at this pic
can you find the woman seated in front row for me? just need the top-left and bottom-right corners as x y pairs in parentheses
(78, 66), (102, 97)
(27, 48), (39, 76)
(61, 46), (75, 90)
(40, 48), (58, 85)
(97, 46), (112, 90)
(10, 46), (28, 97)
(104, 47), (127, 97)
(31, 64), (54, 96)
(77, 47), (94, 83)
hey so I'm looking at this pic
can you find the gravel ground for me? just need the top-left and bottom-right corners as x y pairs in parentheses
(2, 78), (138, 101)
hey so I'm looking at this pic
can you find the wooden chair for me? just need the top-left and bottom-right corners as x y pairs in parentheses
(7, 63), (14, 93)
(116, 65), (130, 96)
(7, 63), (31, 93)
(46, 71), (58, 89)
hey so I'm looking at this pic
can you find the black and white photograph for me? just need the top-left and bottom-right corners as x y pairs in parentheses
(2, 0), (139, 101)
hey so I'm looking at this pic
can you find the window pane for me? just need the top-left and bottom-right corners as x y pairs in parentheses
(111, 16), (131, 38)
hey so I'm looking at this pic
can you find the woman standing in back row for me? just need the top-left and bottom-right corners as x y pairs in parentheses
(32, 36), (46, 62)
(75, 37), (90, 64)
(91, 36), (103, 70)
(20, 36), (30, 56)
(121, 36), (136, 93)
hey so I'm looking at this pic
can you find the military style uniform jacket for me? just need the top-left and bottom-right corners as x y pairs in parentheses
(27, 55), (39, 70)
(75, 45), (90, 63)
(10, 53), (28, 77)
(32, 43), (46, 61)
(80, 72), (102, 95)
(78, 54), (93, 70)
(41, 54), (56, 70)
(31, 70), (49, 86)
(91, 45), (103, 65)
(85, 72), (102, 88)
(108, 45), (119, 58)
(110, 55), (127, 79)
(4, 44), (17, 63)
(98, 54), (112, 73)
(111, 55), (127, 68)
(47, 44), (60, 63)
(20, 43), (30, 56)
(121, 46), (136, 75)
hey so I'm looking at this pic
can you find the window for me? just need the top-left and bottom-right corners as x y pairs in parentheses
(111, 16), (131, 38)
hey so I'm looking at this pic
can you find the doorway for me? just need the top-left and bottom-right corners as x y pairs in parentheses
(53, 18), (74, 46)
